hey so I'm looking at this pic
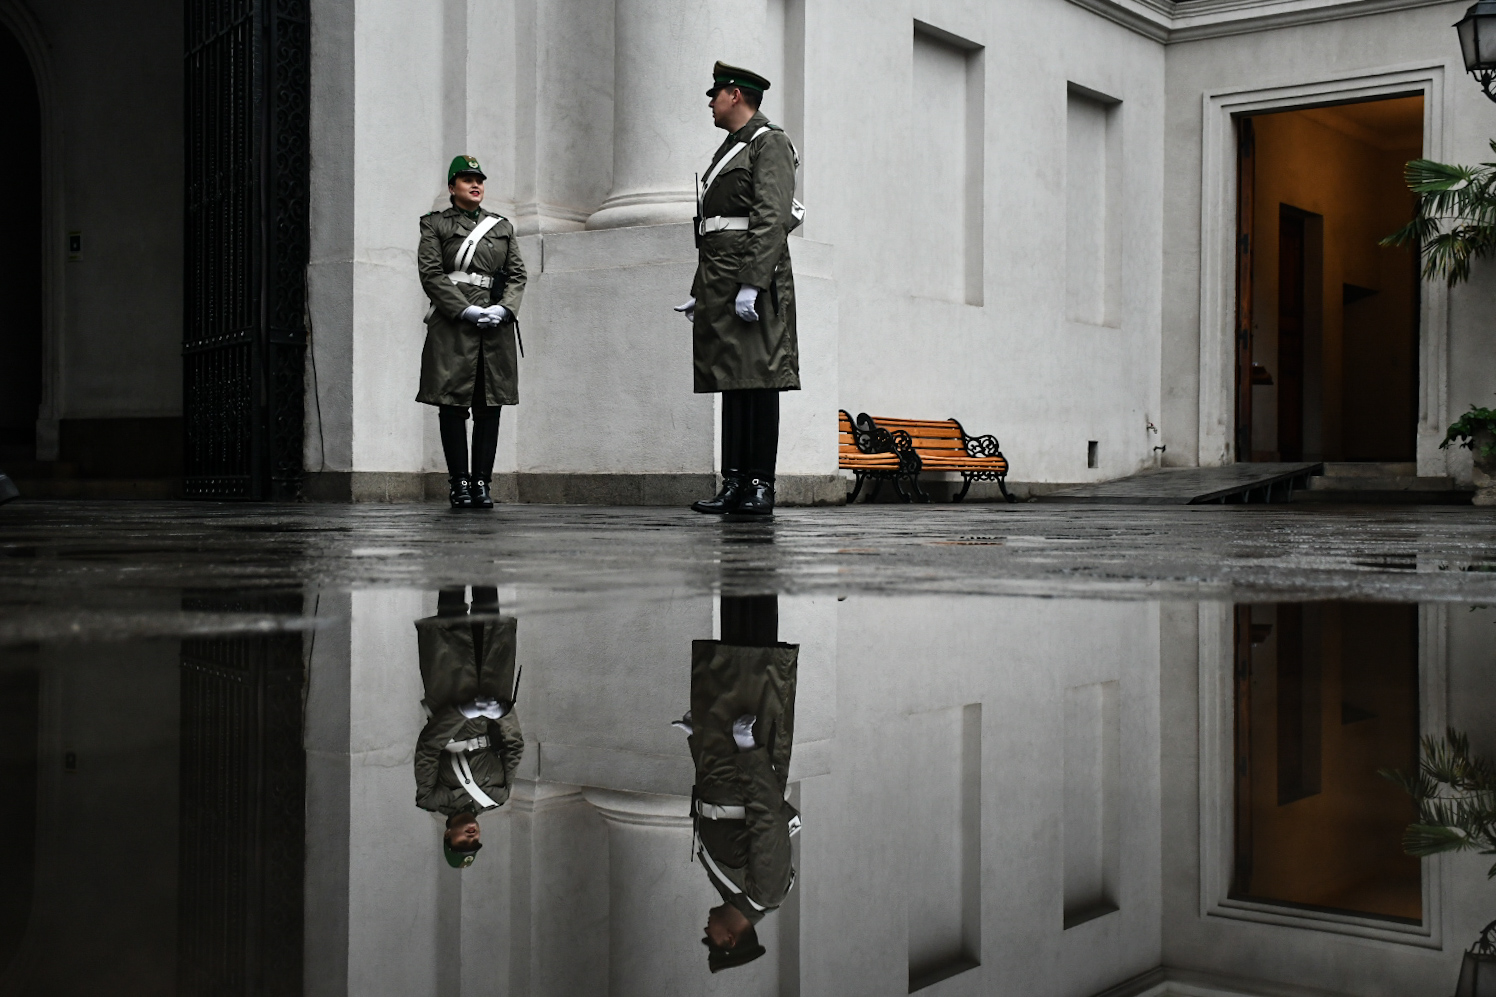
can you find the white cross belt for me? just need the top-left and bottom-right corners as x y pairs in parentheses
(447, 271), (494, 288)
(698, 216), (749, 236)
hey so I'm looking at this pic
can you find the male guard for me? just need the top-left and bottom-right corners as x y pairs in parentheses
(676, 63), (802, 516)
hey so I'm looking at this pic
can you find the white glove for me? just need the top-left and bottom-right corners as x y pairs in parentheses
(478, 304), (511, 327)
(670, 711), (694, 736)
(461, 305), (486, 324)
(459, 696), (510, 719)
(732, 714), (758, 752)
(734, 284), (761, 322)
(673, 297), (696, 322)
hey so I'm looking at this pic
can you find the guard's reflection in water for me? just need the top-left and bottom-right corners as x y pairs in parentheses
(674, 594), (800, 973)
(413, 585), (523, 869)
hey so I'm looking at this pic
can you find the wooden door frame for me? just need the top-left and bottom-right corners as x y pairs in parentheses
(1197, 64), (1450, 469)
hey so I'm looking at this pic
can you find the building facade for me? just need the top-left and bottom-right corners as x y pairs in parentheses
(1, 0), (1491, 500)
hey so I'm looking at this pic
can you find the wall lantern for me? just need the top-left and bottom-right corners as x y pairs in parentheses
(1456, 1), (1496, 102)
(1454, 920), (1496, 997)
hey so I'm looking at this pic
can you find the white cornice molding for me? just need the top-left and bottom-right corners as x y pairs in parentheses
(1067, 0), (1457, 43)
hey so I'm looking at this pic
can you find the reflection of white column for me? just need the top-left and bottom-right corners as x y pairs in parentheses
(586, 0), (770, 229)
(582, 789), (702, 995)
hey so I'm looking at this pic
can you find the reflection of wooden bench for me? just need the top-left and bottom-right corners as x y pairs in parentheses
(839, 410), (919, 503)
(839, 411), (1014, 503)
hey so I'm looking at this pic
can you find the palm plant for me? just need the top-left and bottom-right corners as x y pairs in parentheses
(1382, 728), (1496, 875)
(1383, 144), (1496, 286)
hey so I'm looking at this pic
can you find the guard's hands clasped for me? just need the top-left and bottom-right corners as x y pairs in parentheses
(478, 304), (511, 327)
(734, 284), (761, 323)
(674, 297), (696, 322)
(462, 304), (512, 327)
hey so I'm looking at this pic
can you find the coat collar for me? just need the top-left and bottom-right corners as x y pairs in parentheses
(727, 111), (771, 144)
(443, 205), (507, 227)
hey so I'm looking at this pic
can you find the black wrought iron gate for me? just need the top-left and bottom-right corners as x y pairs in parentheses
(184, 0), (309, 499)
(178, 592), (306, 996)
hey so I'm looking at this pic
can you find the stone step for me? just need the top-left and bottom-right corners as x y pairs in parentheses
(1296, 472), (1471, 504)
(1319, 461), (1419, 478)
(1306, 474), (1456, 491)
(6, 477), (181, 500)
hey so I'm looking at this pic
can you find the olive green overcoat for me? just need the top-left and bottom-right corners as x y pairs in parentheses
(413, 612), (524, 816)
(688, 639), (799, 923)
(416, 206), (527, 408)
(691, 111), (800, 394)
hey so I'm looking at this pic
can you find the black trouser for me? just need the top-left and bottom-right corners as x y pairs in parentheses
(720, 595), (777, 646)
(438, 349), (501, 481)
(721, 388), (780, 481)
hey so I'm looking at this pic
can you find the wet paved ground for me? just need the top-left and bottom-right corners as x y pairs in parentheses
(3, 499), (1493, 996)
(3, 500), (1496, 642)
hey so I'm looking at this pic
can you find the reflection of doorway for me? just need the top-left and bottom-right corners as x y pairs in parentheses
(1231, 603), (1421, 922)
(0, 25), (43, 465)
(1235, 96), (1423, 463)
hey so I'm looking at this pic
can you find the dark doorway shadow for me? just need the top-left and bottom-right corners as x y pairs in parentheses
(0, 25), (42, 466)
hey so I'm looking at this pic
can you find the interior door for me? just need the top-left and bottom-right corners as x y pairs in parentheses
(1234, 117), (1256, 463)
(1278, 207), (1307, 462)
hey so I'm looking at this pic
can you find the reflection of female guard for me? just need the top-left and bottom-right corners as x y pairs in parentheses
(417, 156), (527, 510)
(414, 586), (524, 869)
(672, 595), (799, 973)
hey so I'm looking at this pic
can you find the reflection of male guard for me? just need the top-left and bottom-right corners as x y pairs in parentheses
(417, 156), (527, 510)
(414, 586), (524, 869)
(672, 596), (799, 972)
(676, 63), (802, 517)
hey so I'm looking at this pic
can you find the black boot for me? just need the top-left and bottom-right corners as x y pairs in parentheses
(470, 478), (494, 509)
(449, 475), (473, 509)
(692, 472), (745, 514)
(735, 476), (775, 515)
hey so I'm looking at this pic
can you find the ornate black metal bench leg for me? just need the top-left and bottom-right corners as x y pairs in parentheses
(997, 476), (1015, 504)
(892, 476), (914, 503)
(869, 478), (885, 503)
(848, 474), (866, 504)
(908, 474), (932, 503)
(953, 476), (974, 502)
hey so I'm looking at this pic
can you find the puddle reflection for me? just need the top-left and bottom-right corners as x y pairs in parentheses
(0, 593), (1491, 996)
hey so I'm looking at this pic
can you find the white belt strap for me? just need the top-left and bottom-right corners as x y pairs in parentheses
(444, 735), (491, 753)
(449, 752), (500, 810)
(698, 216), (750, 236)
(702, 126), (774, 194)
(697, 846), (768, 911)
(454, 215), (502, 271)
(696, 800), (747, 820)
(446, 271), (493, 288)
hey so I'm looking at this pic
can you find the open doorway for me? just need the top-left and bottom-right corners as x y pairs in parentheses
(1235, 96), (1423, 463)
(0, 25), (43, 466)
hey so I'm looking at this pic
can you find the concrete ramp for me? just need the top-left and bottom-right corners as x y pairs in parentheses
(1039, 462), (1323, 505)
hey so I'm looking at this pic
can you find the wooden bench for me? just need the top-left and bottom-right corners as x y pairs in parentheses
(839, 411), (1014, 503)
(839, 410), (920, 503)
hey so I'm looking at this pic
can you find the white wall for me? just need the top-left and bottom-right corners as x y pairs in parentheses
(813, 0), (1166, 486)
(307, 0), (1168, 491)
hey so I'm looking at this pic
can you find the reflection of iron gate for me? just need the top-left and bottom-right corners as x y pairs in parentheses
(178, 594), (305, 996)
(184, 1), (309, 499)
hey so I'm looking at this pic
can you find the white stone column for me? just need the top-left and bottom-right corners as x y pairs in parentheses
(581, 789), (702, 995)
(586, 0), (771, 229)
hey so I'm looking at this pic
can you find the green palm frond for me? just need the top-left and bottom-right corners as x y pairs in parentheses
(1383, 729), (1496, 876)
(1383, 153), (1496, 285)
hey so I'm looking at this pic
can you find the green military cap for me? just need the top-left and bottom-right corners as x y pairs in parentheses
(703, 929), (766, 973)
(448, 154), (486, 184)
(707, 61), (771, 97)
(443, 837), (482, 868)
